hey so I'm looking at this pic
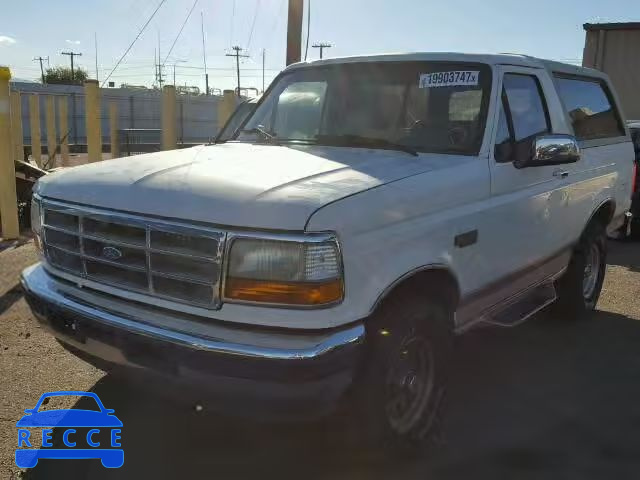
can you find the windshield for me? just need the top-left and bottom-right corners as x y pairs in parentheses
(236, 61), (492, 155)
(216, 100), (258, 143)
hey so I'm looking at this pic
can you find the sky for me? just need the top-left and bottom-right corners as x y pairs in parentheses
(0, 0), (636, 93)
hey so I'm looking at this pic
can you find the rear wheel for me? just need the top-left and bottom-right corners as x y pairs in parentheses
(348, 292), (453, 452)
(553, 225), (607, 318)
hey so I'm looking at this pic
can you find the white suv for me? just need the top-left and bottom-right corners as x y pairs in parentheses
(22, 53), (634, 448)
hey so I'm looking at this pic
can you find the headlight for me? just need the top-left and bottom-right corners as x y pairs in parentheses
(224, 236), (343, 307)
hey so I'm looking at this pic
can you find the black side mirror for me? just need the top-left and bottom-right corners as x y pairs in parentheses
(514, 134), (580, 169)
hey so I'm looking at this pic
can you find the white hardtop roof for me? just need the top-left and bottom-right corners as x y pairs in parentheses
(286, 52), (606, 79)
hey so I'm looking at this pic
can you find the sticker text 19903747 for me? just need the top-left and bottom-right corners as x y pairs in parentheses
(419, 71), (480, 88)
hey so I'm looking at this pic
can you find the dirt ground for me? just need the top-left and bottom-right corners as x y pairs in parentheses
(1, 239), (640, 479)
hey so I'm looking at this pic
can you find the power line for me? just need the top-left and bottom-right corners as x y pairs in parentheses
(246, 0), (261, 51)
(226, 46), (249, 94)
(229, 0), (236, 47)
(304, 0), (311, 61)
(101, 0), (167, 87)
(162, 0), (199, 69)
(264, 0), (286, 49)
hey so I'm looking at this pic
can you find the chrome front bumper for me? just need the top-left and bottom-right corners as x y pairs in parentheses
(21, 263), (365, 417)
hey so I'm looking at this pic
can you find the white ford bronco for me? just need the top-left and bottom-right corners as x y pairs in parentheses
(22, 53), (634, 448)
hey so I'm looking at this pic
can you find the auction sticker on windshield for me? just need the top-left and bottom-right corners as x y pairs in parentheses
(419, 71), (479, 88)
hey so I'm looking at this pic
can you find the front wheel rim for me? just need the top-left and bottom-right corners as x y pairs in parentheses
(582, 243), (601, 300)
(384, 334), (435, 434)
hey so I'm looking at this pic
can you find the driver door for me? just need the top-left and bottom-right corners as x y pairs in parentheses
(487, 65), (575, 288)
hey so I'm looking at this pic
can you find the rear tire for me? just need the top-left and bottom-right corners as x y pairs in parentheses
(348, 292), (453, 453)
(553, 225), (607, 319)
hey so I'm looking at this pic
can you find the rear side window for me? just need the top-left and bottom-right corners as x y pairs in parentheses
(553, 76), (624, 140)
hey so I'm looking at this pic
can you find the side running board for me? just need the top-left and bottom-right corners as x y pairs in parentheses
(480, 281), (557, 328)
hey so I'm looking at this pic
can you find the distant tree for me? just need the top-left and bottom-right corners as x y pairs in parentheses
(44, 66), (89, 85)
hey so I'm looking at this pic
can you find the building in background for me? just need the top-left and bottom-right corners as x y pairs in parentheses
(583, 22), (640, 120)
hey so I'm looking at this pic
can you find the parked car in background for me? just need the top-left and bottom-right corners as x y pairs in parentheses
(22, 53), (634, 452)
(609, 120), (639, 240)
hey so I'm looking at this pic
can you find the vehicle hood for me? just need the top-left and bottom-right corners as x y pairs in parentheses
(16, 410), (123, 427)
(38, 143), (437, 230)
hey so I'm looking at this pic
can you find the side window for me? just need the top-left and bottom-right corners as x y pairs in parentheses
(494, 97), (513, 162)
(495, 98), (511, 146)
(503, 74), (549, 141)
(554, 76), (624, 140)
(495, 73), (550, 163)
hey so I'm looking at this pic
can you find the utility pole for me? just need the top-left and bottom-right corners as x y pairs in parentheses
(226, 46), (249, 96)
(172, 60), (186, 86)
(94, 32), (99, 81)
(61, 51), (82, 82)
(286, 0), (303, 66)
(262, 49), (266, 93)
(157, 33), (164, 88)
(201, 11), (209, 95)
(312, 42), (332, 59)
(33, 56), (49, 83)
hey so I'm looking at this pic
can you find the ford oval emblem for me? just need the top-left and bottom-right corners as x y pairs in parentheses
(102, 246), (123, 261)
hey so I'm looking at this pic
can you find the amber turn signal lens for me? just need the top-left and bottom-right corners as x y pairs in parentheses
(225, 277), (343, 306)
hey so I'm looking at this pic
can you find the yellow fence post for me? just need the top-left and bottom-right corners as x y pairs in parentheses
(57, 96), (69, 166)
(218, 90), (236, 131)
(161, 85), (177, 151)
(45, 95), (57, 168)
(10, 91), (23, 162)
(109, 100), (119, 159)
(85, 80), (102, 162)
(0, 66), (19, 239)
(29, 94), (42, 168)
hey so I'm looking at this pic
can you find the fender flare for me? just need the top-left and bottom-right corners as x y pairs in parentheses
(368, 264), (461, 316)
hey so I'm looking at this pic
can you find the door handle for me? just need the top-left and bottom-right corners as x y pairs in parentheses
(552, 169), (569, 179)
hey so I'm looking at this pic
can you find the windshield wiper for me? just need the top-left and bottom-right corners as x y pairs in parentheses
(239, 126), (280, 144)
(314, 134), (418, 156)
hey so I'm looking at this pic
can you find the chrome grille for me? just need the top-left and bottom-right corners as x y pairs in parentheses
(41, 200), (225, 309)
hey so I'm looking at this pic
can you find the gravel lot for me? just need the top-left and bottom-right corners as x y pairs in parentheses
(1, 239), (640, 479)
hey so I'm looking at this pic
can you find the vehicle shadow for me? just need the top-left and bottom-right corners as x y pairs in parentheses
(607, 239), (640, 272)
(23, 309), (640, 480)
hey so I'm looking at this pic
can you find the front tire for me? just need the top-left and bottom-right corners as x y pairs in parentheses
(553, 226), (607, 318)
(349, 292), (453, 452)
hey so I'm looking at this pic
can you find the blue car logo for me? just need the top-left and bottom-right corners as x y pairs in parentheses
(15, 391), (123, 469)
